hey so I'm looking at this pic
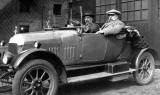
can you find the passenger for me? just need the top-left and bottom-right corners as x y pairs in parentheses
(83, 11), (100, 33)
(96, 9), (125, 35)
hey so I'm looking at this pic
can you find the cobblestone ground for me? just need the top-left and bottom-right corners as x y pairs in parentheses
(1, 69), (160, 95)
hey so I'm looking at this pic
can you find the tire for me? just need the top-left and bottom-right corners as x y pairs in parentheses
(0, 70), (12, 93)
(133, 52), (155, 85)
(12, 59), (58, 95)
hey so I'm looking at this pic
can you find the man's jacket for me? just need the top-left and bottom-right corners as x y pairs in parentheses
(100, 19), (125, 35)
(84, 23), (100, 33)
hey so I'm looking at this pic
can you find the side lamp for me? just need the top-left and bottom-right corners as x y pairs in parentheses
(34, 41), (41, 48)
(0, 40), (5, 47)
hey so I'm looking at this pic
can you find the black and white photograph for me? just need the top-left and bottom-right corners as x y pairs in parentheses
(0, 0), (160, 95)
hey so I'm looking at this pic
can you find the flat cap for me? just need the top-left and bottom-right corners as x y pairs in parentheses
(106, 9), (121, 15)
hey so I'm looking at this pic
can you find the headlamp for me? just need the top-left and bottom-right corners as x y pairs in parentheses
(2, 52), (13, 64)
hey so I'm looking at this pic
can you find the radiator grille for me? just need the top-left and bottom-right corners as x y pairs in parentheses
(8, 43), (18, 54)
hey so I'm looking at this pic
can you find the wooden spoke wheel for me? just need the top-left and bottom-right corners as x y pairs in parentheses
(12, 59), (58, 95)
(134, 52), (155, 85)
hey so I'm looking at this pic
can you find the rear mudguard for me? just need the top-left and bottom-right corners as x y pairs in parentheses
(131, 48), (158, 68)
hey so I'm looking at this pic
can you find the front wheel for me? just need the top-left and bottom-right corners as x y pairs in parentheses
(12, 59), (58, 95)
(134, 52), (155, 85)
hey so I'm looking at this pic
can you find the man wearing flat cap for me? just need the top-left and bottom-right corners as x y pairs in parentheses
(83, 11), (100, 33)
(96, 9), (125, 35)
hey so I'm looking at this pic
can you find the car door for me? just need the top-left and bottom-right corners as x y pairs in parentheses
(81, 33), (106, 62)
(81, 33), (125, 63)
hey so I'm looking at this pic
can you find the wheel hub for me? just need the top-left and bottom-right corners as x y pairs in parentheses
(143, 66), (148, 71)
(32, 80), (42, 90)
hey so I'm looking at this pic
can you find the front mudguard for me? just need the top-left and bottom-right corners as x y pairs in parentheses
(9, 48), (67, 84)
(10, 48), (50, 69)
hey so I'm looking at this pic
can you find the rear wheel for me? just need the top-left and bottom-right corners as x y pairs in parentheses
(134, 52), (155, 85)
(12, 59), (58, 95)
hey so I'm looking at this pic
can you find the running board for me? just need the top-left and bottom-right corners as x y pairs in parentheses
(67, 69), (136, 83)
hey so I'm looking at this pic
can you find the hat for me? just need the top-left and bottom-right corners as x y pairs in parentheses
(106, 9), (121, 15)
(83, 11), (95, 17)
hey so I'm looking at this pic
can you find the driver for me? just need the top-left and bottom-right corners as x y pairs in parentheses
(83, 11), (100, 33)
(96, 9), (125, 35)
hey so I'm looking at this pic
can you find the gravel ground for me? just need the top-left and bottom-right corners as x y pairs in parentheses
(1, 69), (160, 95)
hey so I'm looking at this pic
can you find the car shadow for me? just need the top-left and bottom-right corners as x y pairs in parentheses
(0, 75), (158, 95)
(58, 77), (138, 95)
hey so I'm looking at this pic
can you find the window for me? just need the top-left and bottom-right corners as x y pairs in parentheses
(121, 0), (149, 21)
(19, 0), (31, 12)
(53, 4), (62, 15)
(96, 0), (116, 23)
(19, 25), (29, 33)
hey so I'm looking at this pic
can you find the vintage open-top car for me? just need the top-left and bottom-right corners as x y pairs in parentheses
(0, 26), (158, 95)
